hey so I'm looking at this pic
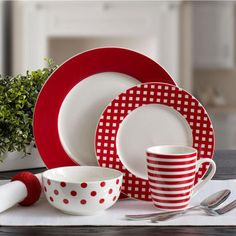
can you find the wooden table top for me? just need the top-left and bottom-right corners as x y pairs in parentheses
(0, 150), (235, 236)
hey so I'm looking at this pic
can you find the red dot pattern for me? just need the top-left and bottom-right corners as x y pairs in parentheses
(81, 182), (87, 188)
(47, 180), (51, 185)
(80, 199), (87, 205)
(54, 189), (59, 195)
(99, 198), (105, 204)
(44, 178), (121, 207)
(71, 191), (77, 196)
(63, 199), (69, 204)
(91, 191), (97, 197)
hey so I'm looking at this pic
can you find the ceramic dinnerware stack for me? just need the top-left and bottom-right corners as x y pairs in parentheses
(32, 47), (215, 214)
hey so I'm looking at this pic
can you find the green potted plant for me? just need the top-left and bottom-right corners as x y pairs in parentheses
(0, 59), (57, 171)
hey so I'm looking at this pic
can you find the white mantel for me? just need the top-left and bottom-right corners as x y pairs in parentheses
(13, 1), (181, 84)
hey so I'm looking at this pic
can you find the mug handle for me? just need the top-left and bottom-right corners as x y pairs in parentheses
(191, 158), (216, 197)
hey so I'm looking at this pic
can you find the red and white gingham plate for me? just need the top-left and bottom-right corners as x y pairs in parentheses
(95, 82), (215, 201)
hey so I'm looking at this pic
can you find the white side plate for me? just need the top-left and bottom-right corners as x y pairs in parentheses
(116, 104), (193, 179)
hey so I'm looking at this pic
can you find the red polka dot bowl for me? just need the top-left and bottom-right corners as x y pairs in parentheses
(42, 166), (123, 215)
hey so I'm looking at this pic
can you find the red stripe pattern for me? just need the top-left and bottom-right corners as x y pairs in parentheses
(154, 203), (189, 210)
(147, 152), (197, 210)
(95, 82), (215, 201)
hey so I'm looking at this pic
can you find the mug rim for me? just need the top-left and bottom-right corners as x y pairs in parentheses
(146, 145), (197, 156)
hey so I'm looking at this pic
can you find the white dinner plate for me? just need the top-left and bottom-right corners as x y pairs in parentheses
(34, 48), (175, 168)
(58, 72), (139, 165)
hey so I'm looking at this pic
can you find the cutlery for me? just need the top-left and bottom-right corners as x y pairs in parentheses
(151, 192), (236, 222)
(126, 189), (231, 221)
(203, 199), (236, 216)
(151, 198), (236, 222)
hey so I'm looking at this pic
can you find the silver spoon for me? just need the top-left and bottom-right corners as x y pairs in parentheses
(151, 198), (236, 222)
(126, 189), (231, 221)
(151, 189), (232, 222)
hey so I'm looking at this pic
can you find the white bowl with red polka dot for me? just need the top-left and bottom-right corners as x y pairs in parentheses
(42, 166), (123, 215)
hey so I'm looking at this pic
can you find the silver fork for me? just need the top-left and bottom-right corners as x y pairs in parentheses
(151, 199), (236, 222)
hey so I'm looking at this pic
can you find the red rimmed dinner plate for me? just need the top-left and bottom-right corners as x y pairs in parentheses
(34, 48), (175, 169)
(95, 82), (215, 201)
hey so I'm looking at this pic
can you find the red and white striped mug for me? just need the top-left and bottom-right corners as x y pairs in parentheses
(146, 145), (216, 211)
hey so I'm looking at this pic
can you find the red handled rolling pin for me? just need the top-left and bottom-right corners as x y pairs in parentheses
(0, 172), (42, 213)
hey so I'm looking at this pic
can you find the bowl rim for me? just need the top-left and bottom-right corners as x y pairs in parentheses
(43, 166), (123, 184)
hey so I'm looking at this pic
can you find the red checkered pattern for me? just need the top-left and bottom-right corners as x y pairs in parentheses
(95, 83), (215, 201)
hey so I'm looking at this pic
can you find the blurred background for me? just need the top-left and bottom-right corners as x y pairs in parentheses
(0, 1), (235, 150)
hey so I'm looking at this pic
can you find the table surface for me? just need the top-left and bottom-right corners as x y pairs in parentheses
(0, 150), (235, 236)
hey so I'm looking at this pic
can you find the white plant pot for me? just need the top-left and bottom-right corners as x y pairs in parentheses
(0, 148), (45, 172)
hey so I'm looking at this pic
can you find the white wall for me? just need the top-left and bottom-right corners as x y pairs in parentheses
(49, 36), (159, 66)
(12, 1), (180, 84)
